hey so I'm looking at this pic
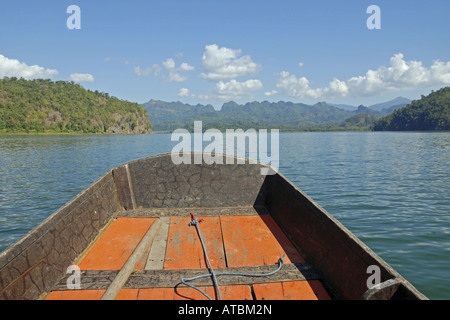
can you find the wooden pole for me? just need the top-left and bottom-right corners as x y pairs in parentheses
(100, 218), (162, 300)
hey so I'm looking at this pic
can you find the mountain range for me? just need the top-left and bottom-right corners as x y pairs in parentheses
(331, 97), (411, 112)
(141, 97), (411, 131)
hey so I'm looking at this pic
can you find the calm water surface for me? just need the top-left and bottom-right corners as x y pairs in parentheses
(0, 132), (449, 299)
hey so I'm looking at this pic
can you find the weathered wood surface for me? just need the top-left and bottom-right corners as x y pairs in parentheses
(101, 219), (162, 300)
(53, 263), (320, 290)
(360, 279), (401, 300)
(127, 153), (267, 209)
(0, 172), (118, 300)
(115, 206), (269, 218)
(145, 217), (170, 270)
(263, 173), (428, 300)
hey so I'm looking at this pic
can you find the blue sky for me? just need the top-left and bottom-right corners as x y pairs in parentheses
(1, 0), (450, 109)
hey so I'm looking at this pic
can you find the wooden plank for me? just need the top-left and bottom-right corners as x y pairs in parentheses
(53, 262), (320, 290)
(218, 285), (253, 300)
(253, 280), (331, 300)
(220, 215), (305, 268)
(115, 206), (269, 218)
(252, 282), (284, 300)
(145, 217), (170, 270)
(174, 285), (253, 300)
(115, 289), (139, 300)
(174, 286), (216, 300)
(78, 218), (156, 270)
(100, 218), (162, 300)
(134, 243), (151, 270)
(282, 280), (331, 300)
(137, 288), (175, 300)
(45, 290), (105, 300)
(164, 216), (226, 270)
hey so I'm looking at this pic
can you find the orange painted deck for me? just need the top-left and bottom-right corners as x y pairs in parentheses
(45, 212), (331, 300)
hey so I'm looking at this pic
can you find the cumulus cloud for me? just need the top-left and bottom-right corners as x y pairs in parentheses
(69, 73), (95, 83)
(179, 62), (195, 71)
(214, 79), (263, 100)
(167, 72), (187, 83)
(162, 58), (176, 70)
(163, 58), (195, 82)
(264, 90), (278, 96)
(346, 53), (450, 95)
(178, 87), (209, 100)
(178, 87), (191, 97)
(201, 44), (261, 81)
(135, 57), (194, 82)
(273, 53), (450, 100)
(274, 71), (324, 99)
(133, 64), (162, 77)
(0, 54), (59, 79)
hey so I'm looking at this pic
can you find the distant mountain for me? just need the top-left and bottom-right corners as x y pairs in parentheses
(140, 96), (415, 132)
(141, 99), (215, 124)
(331, 97), (411, 114)
(142, 99), (355, 131)
(369, 97), (411, 112)
(330, 103), (358, 111)
(374, 88), (450, 131)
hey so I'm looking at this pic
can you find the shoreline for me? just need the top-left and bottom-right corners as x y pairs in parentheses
(1, 129), (449, 136)
(0, 131), (155, 136)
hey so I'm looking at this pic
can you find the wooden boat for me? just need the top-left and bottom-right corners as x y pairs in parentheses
(0, 152), (427, 300)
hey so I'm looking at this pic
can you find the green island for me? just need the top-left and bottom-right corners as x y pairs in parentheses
(0, 77), (152, 134)
(373, 87), (450, 131)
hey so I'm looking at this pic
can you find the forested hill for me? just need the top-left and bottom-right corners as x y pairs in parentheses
(0, 77), (152, 134)
(374, 87), (450, 131)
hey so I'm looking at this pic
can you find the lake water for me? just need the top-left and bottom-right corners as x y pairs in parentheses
(0, 132), (449, 299)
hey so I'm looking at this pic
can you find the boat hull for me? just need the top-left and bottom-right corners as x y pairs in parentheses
(0, 153), (426, 300)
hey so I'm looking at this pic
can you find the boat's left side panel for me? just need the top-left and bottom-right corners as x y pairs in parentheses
(0, 171), (120, 300)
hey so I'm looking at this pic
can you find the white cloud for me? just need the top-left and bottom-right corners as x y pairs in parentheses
(196, 94), (210, 101)
(178, 88), (191, 97)
(0, 54), (59, 79)
(177, 88), (209, 101)
(274, 71), (324, 100)
(69, 73), (95, 83)
(201, 44), (261, 81)
(162, 58), (176, 70)
(135, 57), (194, 82)
(431, 60), (450, 83)
(214, 79), (263, 100)
(273, 53), (450, 100)
(264, 90), (278, 96)
(163, 59), (195, 82)
(167, 72), (187, 83)
(179, 62), (195, 71)
(133, 65), (161, 77)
